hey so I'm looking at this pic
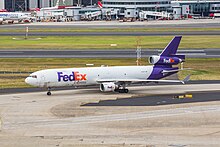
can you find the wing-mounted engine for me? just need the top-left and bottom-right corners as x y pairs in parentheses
(149, 55), (185, 66)
(100, 82), (118, 92)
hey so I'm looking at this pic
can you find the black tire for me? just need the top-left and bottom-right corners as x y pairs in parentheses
(114, 89), (119, 92)
(118, 89), (123, 93)
(47, 91), (51, 96)
(118, 89), (129, 93)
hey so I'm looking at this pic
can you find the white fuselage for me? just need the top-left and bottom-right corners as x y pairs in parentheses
(24, 36), (185, 95)
(25, 66), (153, 88)
(0, 12), (27, 22)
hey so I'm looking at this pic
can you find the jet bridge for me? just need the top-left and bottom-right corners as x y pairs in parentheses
(139, 11), (173, 20)
(83, 11), (102, 21)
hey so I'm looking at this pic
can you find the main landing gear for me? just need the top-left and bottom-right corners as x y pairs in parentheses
(115, 83), (129, 93)
(47, 87), (52, 96)
(115, 88), (129, 93)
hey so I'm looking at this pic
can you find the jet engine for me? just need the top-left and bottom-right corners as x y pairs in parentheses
(100, 82), (118, 92)
(149, 55), (184, 65)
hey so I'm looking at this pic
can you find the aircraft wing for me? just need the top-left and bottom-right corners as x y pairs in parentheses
(97, 75), (190, 84)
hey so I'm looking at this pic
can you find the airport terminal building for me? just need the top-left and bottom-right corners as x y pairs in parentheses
(2, 0), (98, 11)
(4, 0), (73, 11)
(102, 0), (172, 17)
(172, 1), (220, 16)
(2, 0), (220, 19)
(102, 0), (220, 18)
(0, 1), (4, 10)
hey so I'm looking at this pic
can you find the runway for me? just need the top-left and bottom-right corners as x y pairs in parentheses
(2, 31), (220, 36)
(0, 49), (219, 58)
(1, 20), (220, 37)
(0, 83), (220, 146)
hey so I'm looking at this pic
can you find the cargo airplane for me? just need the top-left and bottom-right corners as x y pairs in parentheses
(25, 36), (190, 95)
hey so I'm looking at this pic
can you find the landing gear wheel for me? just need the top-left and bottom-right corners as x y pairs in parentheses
(118, 89), (123, 93)
(47, 87), (52, 96)
(47, 91), (51, 96)
(118, 89), (129, 93)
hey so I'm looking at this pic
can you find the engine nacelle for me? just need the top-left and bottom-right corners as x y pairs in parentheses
(100, 82), (118, 92)
(149, 55), (183, 65)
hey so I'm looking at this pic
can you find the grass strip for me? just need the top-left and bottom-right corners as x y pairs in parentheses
(0, 58), (220, 89)
(1, 36), (220, 49)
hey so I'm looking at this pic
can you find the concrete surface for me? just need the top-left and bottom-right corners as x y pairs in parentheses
(0, 84), (220, 147)
(1, 19), (220, 29)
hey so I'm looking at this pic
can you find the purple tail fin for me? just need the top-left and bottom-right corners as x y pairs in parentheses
(160, 36), (182, 56)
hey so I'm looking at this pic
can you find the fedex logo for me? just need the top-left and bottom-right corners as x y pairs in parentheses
(57, 72), (87, 82)
(163, 58), (174, 63)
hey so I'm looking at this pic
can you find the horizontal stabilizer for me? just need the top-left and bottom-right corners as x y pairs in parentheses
(162, 68), (191, 74)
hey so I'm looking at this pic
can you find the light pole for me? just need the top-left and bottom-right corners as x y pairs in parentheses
(12, 0), (15, 11)
(136, 37), (142, 66)
(25, 27), (29, 40)
(25, 0), (27, 11)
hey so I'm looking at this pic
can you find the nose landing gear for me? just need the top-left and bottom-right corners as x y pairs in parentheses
(47, 91), (51, 96)
(47, 87), (51, 96)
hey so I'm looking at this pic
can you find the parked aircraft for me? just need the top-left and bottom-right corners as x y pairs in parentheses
(25, 36), (190, 95)
(0, 12), (29, 24)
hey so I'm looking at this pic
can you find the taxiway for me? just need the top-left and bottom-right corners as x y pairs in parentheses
(1, 19), (220, 37)
(0, 83), (220, 146)
(1, 31), (220, 36)
(0, 49), (219, 58)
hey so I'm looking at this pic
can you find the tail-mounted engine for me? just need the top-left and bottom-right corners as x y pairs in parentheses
(149, 55), (185, 65)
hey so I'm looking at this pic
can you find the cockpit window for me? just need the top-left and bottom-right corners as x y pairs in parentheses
(29, 75), (37, 78)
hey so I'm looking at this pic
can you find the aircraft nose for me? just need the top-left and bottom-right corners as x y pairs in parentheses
(25, 77), (37, 86)
(25, 77), (31, 85)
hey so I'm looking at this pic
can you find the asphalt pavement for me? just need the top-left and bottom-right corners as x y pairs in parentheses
(1, 80), (220, 94)
(83, 91), (220, 106)
(1, 20), (220, 36)
(1, 31), (220, 36)
(0, 49), (219, 58)
(1, 81), (220, 107)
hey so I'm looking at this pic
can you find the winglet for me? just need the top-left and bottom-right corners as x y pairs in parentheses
(160, 36), (182, 56)
(182, 75), (191, 84)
